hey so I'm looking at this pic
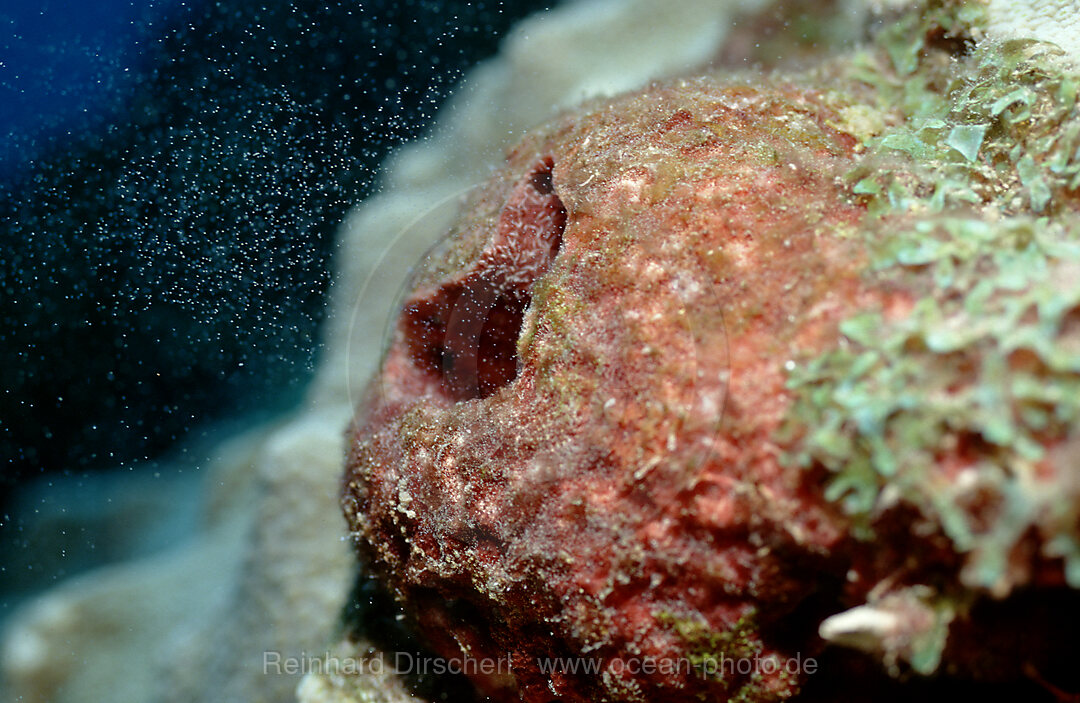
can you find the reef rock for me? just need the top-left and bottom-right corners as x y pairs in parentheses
(343, 3), (1080, 701)
(344, 78), (870, 702)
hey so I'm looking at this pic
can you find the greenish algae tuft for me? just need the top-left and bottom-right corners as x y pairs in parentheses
(844, 0), (1080, 217)
(783, 0), (1080, 598)
(660, 610), (799, 703)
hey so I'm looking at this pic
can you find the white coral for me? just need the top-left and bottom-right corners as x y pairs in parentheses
(986, 0), (1080, 65)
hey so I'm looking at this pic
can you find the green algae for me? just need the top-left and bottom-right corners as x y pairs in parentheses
(667, 611), (762, 668)
(783, 0), (1080, 593)
(788, 215), (1080, 572)
(659, 610), (797, 702)
(845, 1), (1080, 218)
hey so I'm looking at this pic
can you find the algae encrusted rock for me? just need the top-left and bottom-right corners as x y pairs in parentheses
(343, 2), (1080, 701)
(345, 77), (869, 702)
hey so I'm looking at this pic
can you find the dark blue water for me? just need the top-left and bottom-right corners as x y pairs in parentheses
(0, 0), (554, 614)
(0, 0), (176, 175)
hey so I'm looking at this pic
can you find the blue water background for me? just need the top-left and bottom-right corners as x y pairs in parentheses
(0, 0), (555, 624)
(0, 0), (178, 176)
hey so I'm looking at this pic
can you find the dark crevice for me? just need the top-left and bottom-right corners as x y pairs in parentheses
(404, 156), (566, 402)
(341, 573), (483, 702)
(924, 25), (975, 58)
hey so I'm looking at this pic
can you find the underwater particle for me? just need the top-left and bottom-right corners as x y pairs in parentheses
(344, 76), (869, 702)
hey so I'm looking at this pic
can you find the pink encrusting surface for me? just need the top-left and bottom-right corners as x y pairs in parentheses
(344, 78), (890, 701)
